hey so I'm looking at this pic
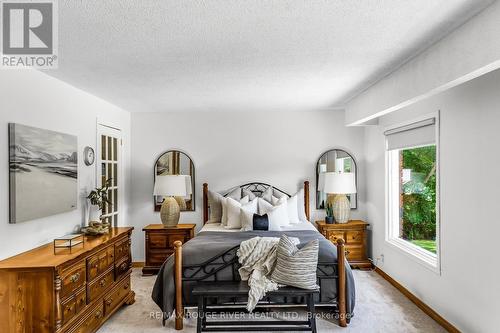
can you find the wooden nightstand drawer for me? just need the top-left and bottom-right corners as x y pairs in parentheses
(142, 224), (196, 275)
(346, 230), (364, 244)
(316, 220), (371, 269)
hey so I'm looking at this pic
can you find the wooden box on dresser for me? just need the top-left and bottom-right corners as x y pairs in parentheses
(316, 220), (372, 269)
(0, 227), (135, 333)
(142, 224), (195, 275)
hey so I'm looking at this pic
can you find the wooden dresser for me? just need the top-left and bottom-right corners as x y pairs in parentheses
(316, 220), (371, 269)
(0, 227), (135, 333)
(142, 224), (195, 275)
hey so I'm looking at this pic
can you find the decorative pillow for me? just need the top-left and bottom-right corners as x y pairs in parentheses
(252, 213), (269, 231)
(226, 187), (242, 201)
(242, 188), (257, 200)
(271, 235), (319, 290)
(207, 190), (224, 223)
(222, 196), (249, 227)
(258, 197), (274, 215)
(239, 199), (259, 231)
(273, 189), (288, 199)
(267, 200), (289, 229)
(261, 186), (274, 203)
(225, 198), (242, 229)
(286, 194), (300, 224)
(296, 188), (308, 222)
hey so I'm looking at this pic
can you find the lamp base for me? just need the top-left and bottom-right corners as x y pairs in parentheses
(160, 197), (180, 227)
(333, 194), (350, 224)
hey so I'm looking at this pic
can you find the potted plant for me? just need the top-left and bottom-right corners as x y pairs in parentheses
(85, 179), (112, 230)
(325, 202), (335, 224)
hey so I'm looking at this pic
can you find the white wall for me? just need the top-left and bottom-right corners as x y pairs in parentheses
(0, 70), (131, 260)
(364, 68), (500, 333)
(130, 110), (366, 261)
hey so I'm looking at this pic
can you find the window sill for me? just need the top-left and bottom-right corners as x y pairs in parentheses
(385, 237), (441, 275)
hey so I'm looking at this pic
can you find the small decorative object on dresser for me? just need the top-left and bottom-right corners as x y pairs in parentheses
(317, 220), (371, 269)
(154, 175), (191, 226)
(142, 223), (196, 275)
(53, 233), (85, 254)
(0, 227), (134, 333)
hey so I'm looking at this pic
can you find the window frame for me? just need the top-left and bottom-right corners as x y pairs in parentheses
(384, 112), (441, 274)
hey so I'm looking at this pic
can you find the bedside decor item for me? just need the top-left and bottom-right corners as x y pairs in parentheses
(317, 220), (371, 269)
(154, 175), (189, 226)
(53, 233), (85, 254)
(154, 150), (195, 211)
(83, 146), (95, 166)
(8, 123), (78, 223)
(323, 172), (357, 223)
(142, 224), (195, 275)
(316, 149), (357, 210)
(325, 203), (335, 224)
(86, 178), (112, 224)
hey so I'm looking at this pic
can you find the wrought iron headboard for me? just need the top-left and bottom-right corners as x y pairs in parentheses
(202, 181), (310, 224)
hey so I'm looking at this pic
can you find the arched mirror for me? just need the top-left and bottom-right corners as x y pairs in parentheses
(154, 150), (195, 211)
(316, 149), (357, 209)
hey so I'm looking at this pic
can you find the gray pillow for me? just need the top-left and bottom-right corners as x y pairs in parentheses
(225, 187), (242, 200)
(242, 188), (257, 200)
(207, 190), (224, 223)
(261, 186), (274, 203)
(271, 235), (319, 290)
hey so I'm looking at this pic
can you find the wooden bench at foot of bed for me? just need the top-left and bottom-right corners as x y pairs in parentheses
(172, 238), (348, 330)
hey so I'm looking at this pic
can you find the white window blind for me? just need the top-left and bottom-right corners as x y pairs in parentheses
(384, 118), (436, 151)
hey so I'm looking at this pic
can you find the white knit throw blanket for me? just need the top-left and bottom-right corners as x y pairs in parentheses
(237, 236), (299, 312)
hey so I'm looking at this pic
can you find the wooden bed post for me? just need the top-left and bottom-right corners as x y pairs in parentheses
(336, 238), (347, 327)
(304, 181), (310, 221)
(203, 183), (209, 224)
(174, 241), (183, 330)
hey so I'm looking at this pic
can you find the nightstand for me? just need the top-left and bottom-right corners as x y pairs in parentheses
(142, 224), (196, 275)
(316, 220), (371, 269)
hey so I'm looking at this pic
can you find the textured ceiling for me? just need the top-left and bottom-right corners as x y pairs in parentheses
(45, 0), (493, 113)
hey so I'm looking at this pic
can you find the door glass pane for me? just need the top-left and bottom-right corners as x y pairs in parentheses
(107, 136), (112, 160)
(113, 138), (118, 161)
(113, 164), (118, 186)
(101, 135), (106, 160)
(113, 188), (118, 210)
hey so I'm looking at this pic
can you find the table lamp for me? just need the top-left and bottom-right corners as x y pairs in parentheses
(322, 172), (357, 223)
(154, 175), (187, 226)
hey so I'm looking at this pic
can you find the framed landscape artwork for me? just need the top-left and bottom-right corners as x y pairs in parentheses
(9, 123), (78, 223)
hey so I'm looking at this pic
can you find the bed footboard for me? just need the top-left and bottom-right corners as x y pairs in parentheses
(173, 238), (348, 330)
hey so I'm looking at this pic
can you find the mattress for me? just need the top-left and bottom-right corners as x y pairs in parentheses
(200, 221), (318, 232)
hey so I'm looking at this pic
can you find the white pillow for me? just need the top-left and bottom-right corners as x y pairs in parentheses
(267, 201), (288, 230)
(226, 187), (242, 200)
(222, 195), (249, 226)
(242, 188), (257, 200)
(296, 188), (308, 222)
(287, 194), (301, 224)
(261, 186), (274, 203)
(207, 190), (224, 223)
(258, 197), (274, 215)
(240, 199), (258, 231)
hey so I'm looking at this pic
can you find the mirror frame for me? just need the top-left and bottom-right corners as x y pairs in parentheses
(154, 150), (195, 212)
(315, 148), (358, 210)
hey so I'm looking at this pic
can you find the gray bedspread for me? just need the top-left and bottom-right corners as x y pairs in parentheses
(152, 230), (355, 319)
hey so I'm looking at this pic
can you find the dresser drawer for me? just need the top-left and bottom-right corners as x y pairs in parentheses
(75, 288), (87, 313)
(115, 256), (131, 281)
(61, 295), (77, 326)
(68, 302), (104, 333)
(168, 233), (188, 247)
(104, 275), (131, 316)
(61, 262), (86, 298)
(87, 246), (114, 281)
(148, 233), (168, 249)
(346, 230), (364, 245)
(87, 268), (114, 303)
(115, 237), (130, 261)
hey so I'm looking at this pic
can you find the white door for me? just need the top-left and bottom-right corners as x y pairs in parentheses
(96, 124), (122, 227)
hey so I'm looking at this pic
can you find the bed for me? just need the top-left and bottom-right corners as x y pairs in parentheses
(152, 181), (355, 329)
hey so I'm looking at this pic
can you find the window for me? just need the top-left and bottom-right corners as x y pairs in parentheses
(385, 116), (439, 271)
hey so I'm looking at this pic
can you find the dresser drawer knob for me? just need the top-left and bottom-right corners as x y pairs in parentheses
(99, 278), (106, 287)
(69, 272), (80, 283)
(106, 299), (113, 306)
(95, 310), (102, 319)
(124, 283), (129, 290)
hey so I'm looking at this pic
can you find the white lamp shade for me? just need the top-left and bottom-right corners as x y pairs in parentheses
(322, 172), (357, 194)
(154, 175), (187, 196)
(184, 175), (193, 195)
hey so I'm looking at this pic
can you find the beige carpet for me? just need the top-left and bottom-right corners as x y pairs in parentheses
(99, 268), (446, 333)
